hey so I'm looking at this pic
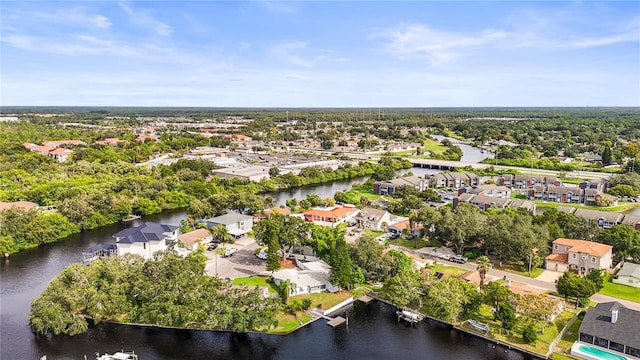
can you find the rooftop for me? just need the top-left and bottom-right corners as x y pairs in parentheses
(113, 222), (178, 244)
(552, 238), (613, 257)
(579, 302), (640, 349)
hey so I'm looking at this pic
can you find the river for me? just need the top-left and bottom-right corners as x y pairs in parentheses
(1, 139), (514, 360)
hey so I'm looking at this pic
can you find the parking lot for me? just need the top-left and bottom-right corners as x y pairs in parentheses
(204, 240), (267, 279)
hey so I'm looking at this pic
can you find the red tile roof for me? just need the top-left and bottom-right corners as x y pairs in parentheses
(553, 238), (612, 257)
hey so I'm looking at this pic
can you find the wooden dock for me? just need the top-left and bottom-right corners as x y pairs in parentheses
(122, 215), (141, 223)
(311, 309), (348, 328)
(327, 316), (347, 327)
(357, 295), (374, 304)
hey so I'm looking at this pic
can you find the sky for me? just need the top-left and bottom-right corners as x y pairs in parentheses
(1, 1), (639, 107)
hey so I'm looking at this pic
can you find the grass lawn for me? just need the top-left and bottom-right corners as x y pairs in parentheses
(364, 229), (386, 238)
(231, 276), (280, 293)
(291, 290), (353, 311)
(387, 237), (429, 250)
(555, 317), (582, 354)
(495, 263), (545, 278)
(599, 280), (640, 303)
(429, 263), (469, 276)
(422, 138), (448, 154)
(534, 201), (640, 213)
(267, 311), (314, 333)
(350, 284), (376, 298)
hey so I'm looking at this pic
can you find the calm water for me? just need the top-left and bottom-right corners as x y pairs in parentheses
(432, 135), (493, 163)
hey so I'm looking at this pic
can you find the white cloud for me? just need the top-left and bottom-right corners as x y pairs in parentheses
(118, 2), (173, 36)
(270, 41), (314, 67)
(375, 20), (639, 64)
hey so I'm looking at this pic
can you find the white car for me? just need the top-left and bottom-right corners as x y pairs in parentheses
(256, 251), (268, 260)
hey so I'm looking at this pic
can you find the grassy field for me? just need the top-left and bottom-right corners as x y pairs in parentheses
(428, 263), (469, 276)
(387, 237), (429, 249)
(232, 276), (280, 293)
(599, 279), (640, 303)
(495, 263), (545, 278)
(267, 311), (314, 333)
(291, 290), (353, 310)
(422, 138), (448, 154)
(364, 229), (386, 238)
(534, 201), (640, 213)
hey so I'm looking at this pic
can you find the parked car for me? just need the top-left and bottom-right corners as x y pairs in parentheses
(222, 247), (237, 257)
(256, 251), (268, 260)
(389, 232), (400, 239)
(207, 243), (218, 251)
(449, 255), (467, 264)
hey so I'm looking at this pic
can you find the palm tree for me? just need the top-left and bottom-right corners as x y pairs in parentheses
(476, 256), (491, 287)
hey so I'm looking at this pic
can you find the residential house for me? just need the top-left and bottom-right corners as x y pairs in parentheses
(205, 213), (254, 239)
(177, 228), (212, 253)
(112, 222), (179, 260)
(545, 238), (613, 275)
(135, 135), (159, 142)
(41, 139), (86, 148)
(254, 207), (292, 221)
(389, 219), (422, 237)
(613, 262), (640, 289)
(271, 260), (340, 296)
(23, 143), (51, 156)
(95, 138), (127, 146)
(354, 207), (394, 231)
(302, 205), (358, 225)
(620, 214), (640, 231)
(574, 302), (640, 358)
(49, 148), (73, 163)
(372, 176), (428, 195)
(513, 175), (545, 188)
(0, 201), (39, 212)
(526, 185), (603, 205)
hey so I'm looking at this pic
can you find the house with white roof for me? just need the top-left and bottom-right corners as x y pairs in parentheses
(613, 262), (640, 289)
(205, 213), (254, 239)
(271, 260), (340, 296)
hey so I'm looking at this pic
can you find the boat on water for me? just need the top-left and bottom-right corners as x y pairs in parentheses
(96, 351), (138, 360)
(395, 309), (423, 325)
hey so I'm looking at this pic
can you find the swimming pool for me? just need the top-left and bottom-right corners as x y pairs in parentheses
(571, 342), (628, 360)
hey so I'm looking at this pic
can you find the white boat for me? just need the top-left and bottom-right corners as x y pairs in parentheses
(96, 351), (138, 360)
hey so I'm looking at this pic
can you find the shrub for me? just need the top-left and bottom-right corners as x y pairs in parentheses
(522, 323), (538, 344)
(302, 299), (312, 310)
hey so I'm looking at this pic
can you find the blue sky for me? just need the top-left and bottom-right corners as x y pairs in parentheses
(1, 1), (638, 107)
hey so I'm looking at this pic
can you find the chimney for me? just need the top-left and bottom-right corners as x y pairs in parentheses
(611, 308), (618, 324)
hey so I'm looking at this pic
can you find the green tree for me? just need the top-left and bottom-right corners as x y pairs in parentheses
(425, 278), (479, 322)
(211, 224), (234, 244)
(329, 238), (353, 289)
(436, 204), (484, 255)
(269, 167), (280, 178)
(602, 146), (612, 166)
(476, 256), (491, 287)
(495, 302), (516, 331)
(349, 234), (385, 275)
(266, 229), (281, 272)
(382, 268), (424, 309)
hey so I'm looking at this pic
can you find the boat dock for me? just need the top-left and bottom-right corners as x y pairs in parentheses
(357, 294), (374, 304)
(122, 215), (141, 223)
(82, 243), (117, 265)
(311, 309), (348, 328)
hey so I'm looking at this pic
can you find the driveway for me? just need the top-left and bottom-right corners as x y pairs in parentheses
(204, 241), (267, 280)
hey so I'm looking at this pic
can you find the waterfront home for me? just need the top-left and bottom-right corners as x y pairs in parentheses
(177, 228), (212, 253)
(271, 260), (339, 296)
(372, 176), (428, 195)
(613, 262), (640, 288)
(205, 213), (253, 239)
(254, 207), (292, 221)
(545, 238), (613, 275)
(574, 302), (640, 358)
(302, 205), (358, 225)
(113, 222), (179, 260)
(354, 207), (395, 231)
(0, 201), (39, 212)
